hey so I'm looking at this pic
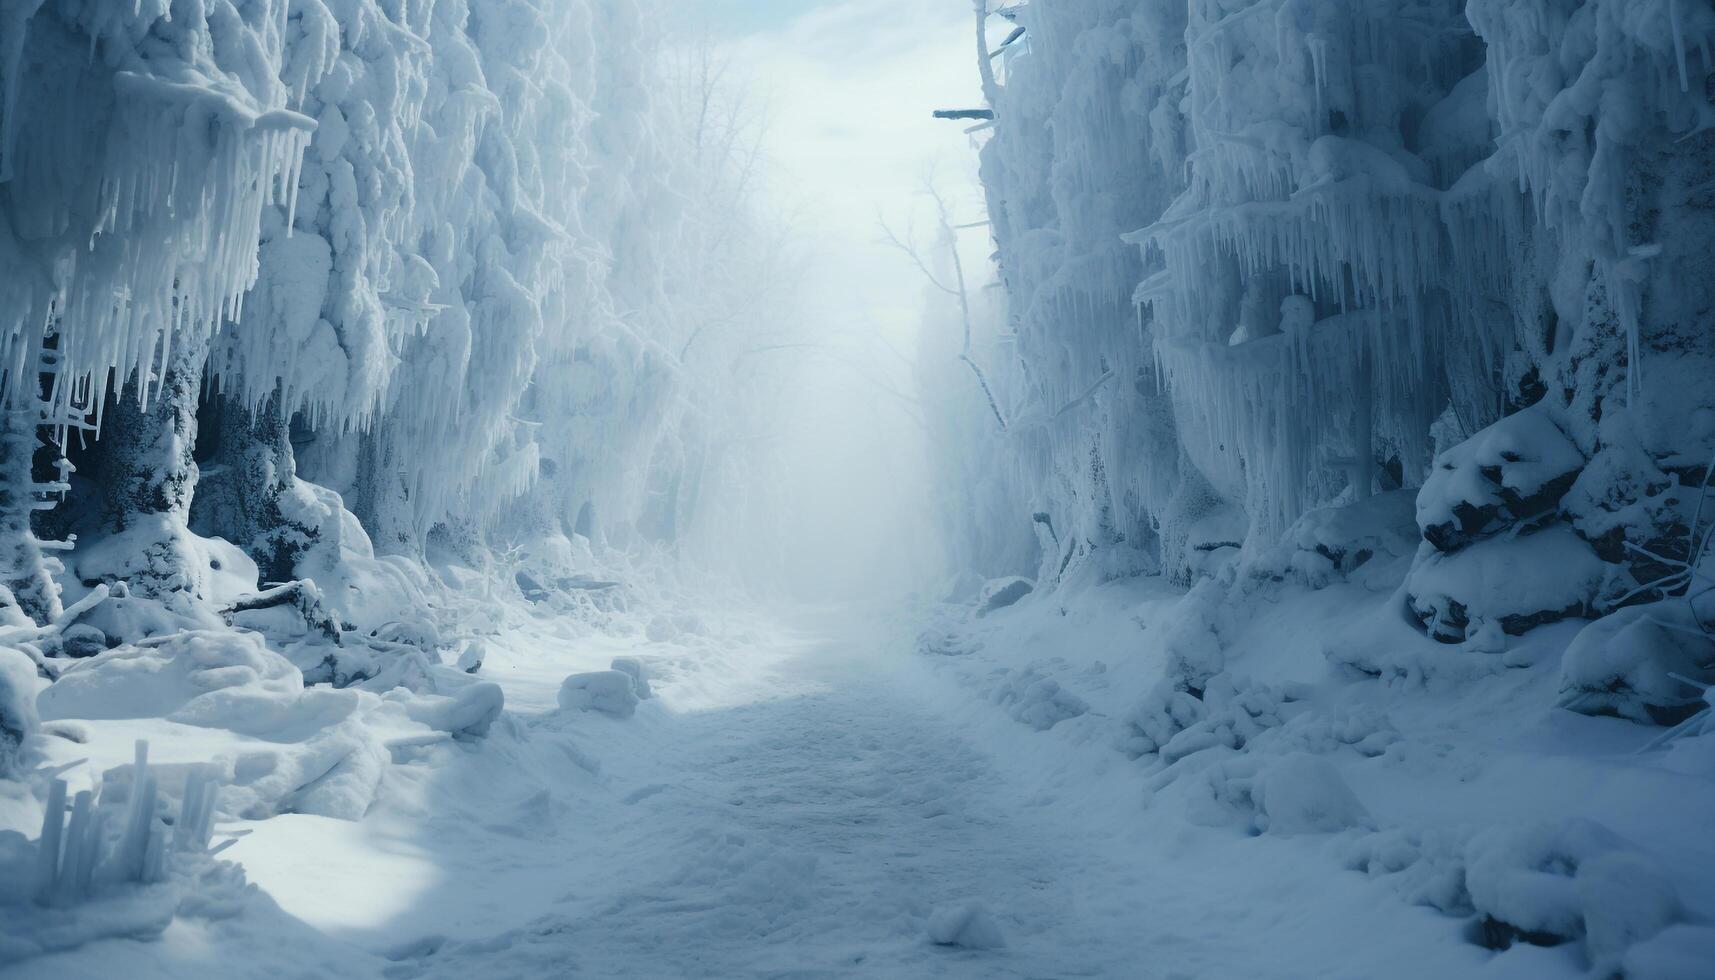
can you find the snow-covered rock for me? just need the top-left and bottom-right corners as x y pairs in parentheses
(1417, 405), (1586, 553)
(399, 681), (505, 740)
(1406, 527), (1608, 644)
(456, 639), (487, 675)
(1263, 490), (1419, 590)
(976, 577), (1034, 616)
(1557, 601), (1715, 725)
(558, 671), (641, 719)
(1462, 821), (1674, 954)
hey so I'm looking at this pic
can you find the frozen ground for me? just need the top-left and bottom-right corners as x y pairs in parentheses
(10, 572), (1712, 979)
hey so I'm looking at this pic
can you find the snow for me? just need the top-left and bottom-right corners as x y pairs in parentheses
(556, 670), (642, 719)
(1, 0), (1712, 976)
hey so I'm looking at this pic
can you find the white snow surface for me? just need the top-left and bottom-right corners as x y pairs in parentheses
(3, 572), (1712, 978)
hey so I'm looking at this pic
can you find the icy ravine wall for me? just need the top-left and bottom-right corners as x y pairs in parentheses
(0, 0), (780, 632)
(949, 0), (1715, 646)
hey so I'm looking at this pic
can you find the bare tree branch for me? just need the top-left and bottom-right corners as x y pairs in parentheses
(877, 213), (960, 296)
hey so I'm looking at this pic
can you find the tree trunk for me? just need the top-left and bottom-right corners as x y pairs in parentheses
(93, 340), (207, 599)
(203, 392), (312, 584)
(0, 407), (60, 626)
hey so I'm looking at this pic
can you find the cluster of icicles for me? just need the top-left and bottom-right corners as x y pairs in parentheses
(32, 741), (224, 907)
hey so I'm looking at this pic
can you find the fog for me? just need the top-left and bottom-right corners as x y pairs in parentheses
(680, 0), (991, 600)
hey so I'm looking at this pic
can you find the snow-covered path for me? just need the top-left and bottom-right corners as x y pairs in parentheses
(383, 609), (1151, 979)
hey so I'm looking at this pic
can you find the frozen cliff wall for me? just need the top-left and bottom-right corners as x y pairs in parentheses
(0, 0), (782, 627)
(950, 0), (1714, 625)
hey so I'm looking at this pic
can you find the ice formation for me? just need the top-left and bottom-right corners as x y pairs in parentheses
(937, 0), (1715, 643)
(0, 0), (794, 958)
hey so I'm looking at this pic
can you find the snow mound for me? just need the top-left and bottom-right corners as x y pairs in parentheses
(1125, 674), (1309, 764)
(558, 671), (641, 719)
(399, 681), (505, 740)
(1248, 754), (1371, 836)
(1464, 821), (1679, 958)
(1259, 490), (1418, 590)
(1622, 925), (1715, 980)
(927, 901), (1006, 950)
(990, 663), (1088, 731)
(37, 630), (300, 722)
(1558, 601), (1715, 725)
(0, 742), (252, 964)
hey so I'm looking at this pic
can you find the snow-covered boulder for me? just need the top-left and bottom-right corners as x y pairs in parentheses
(976, 577), (1034, 616)
(1464, 821), (1678, 957)
(0, 647), (39, 777)
(1557, 601), (1715, 725)
(610, 657), (652, 699)
(1406, 526), (1607, 644)
(58, 624), (110, 659)
(558, 670), (640, 718)
(1416, 404), (1585, 553)
(1265, 490), (1418, 589)
(399, 681), (504, 739)
(37, 630), (301, 722)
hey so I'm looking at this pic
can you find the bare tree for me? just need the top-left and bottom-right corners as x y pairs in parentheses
(879, 181), (1009, 432)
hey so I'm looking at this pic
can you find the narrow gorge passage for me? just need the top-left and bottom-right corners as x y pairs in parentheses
(2, 2), (1712, 978)
(388, 613), (1142, 979)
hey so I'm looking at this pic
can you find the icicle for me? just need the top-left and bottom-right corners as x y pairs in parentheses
(33, 777), (67, 903)
(52, 789), (94, 906)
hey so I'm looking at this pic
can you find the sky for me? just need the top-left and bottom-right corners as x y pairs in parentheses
(681, 0), (992, 598)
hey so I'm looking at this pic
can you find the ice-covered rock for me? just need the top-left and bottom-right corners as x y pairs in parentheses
(558, 671), (641, 719)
